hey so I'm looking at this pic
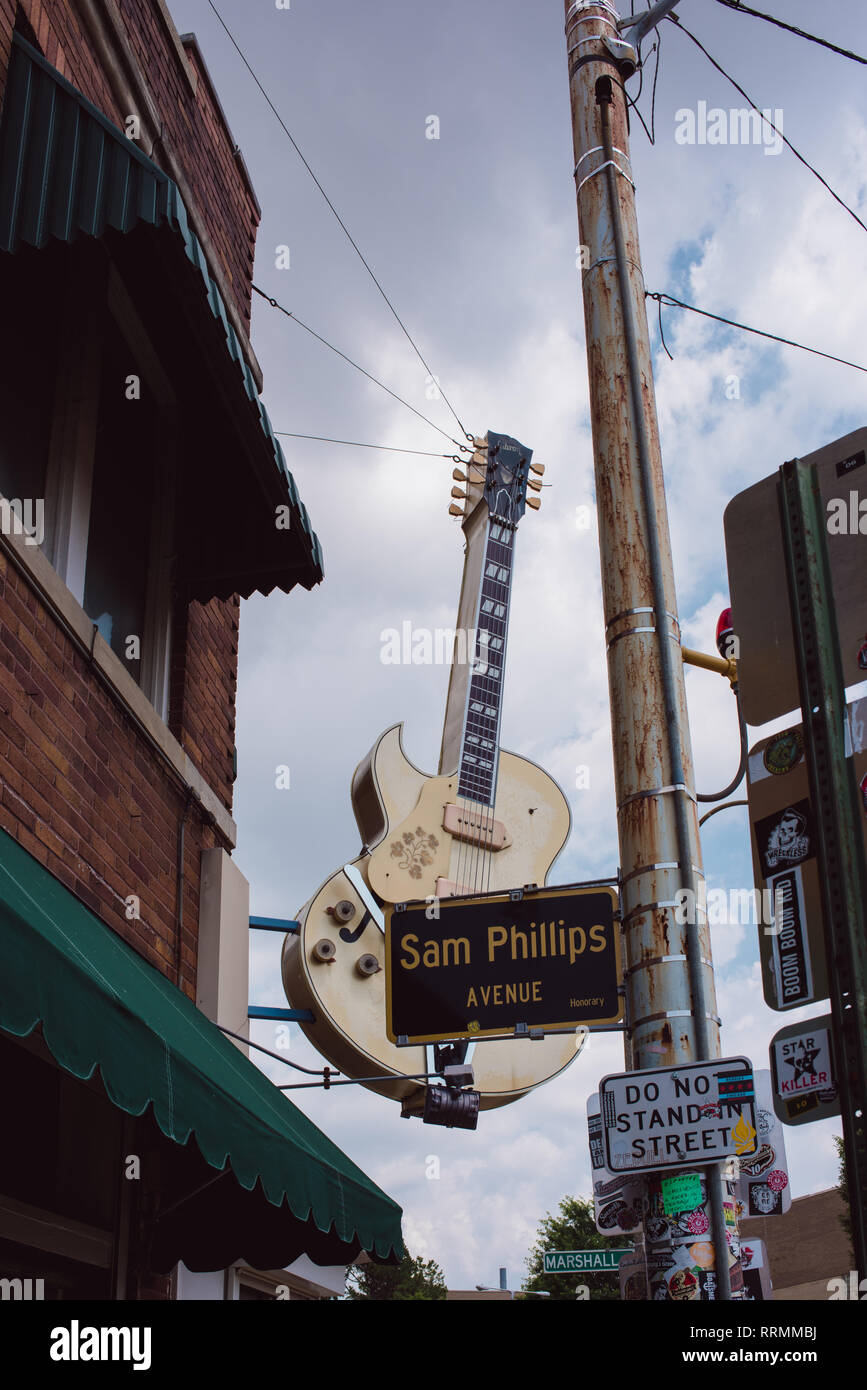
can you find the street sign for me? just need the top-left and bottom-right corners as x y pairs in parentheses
(746, 723), (829, 1011)
(384, 883), (622, 1045)
(724, 427), (867, 725)
(770, 1013), (840, 1125)
(543, 1249), (631, 1274)
(599, 1057), (758, 1174)
(587, 1095), (643, 1235)
(735, 1070), (791, 1217)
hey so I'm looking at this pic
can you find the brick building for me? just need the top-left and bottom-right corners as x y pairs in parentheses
(0, 0), (402, 1299)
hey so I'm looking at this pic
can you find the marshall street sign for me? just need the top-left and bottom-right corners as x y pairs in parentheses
(384, 883), (622, 1045)
(543, 1249), (631, 1274)
(600, 1057), (759, 1174)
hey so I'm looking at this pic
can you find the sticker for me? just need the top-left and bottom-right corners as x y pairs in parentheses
(763, 728), (804, 776)
(859, 638), (867, 672)
(767, 1170), (789, 1192)
(667, 1268), (700, 1301)
(684, 1209), (710, 1236)
(597, 1199), (628, 1230)
(755, 1107), (775, 1136)
(661, 1172), (703, 1215)
(755, 800), (814, 873)
(748, 1183), (782, 1216)
(785, 1091), (819, 1119)
(769, 867), (814, 1008)
(860, 772), (867, 816)
(739, 1143), (775, 1177)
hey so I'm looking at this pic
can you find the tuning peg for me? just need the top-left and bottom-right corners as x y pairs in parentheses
(451, 486), (467, 500)
(529, 462), (545, 476)
(527, 478), (543, 492)
(526, 496), (541, 511)
(452, 468), (467, 482)
(448, 502), (464, 517)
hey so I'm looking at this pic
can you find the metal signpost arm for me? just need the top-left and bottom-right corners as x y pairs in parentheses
(778, 458), (867, 1277)
(563, 1), (733, 1298)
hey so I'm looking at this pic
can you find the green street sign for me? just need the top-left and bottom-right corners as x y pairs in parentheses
(543, 1249), (631, 1274)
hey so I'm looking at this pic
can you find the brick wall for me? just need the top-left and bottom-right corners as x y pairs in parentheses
(0, 548), (232, 1000)
(169, 596), (239, 813)
(0, 0), (259, 331)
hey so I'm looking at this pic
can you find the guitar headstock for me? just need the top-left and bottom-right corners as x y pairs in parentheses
(449, 431), (544, 528)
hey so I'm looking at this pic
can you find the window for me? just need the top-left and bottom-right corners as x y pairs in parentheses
(34, 260), (177, 718)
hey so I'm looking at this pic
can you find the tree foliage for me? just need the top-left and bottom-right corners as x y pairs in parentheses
(834, 1135), (853, 1249)
(346, 1251), (447, 1300)
(523, 1194), (621, 1301)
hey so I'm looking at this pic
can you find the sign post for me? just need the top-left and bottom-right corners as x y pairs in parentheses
(563, 0), (735, 1297)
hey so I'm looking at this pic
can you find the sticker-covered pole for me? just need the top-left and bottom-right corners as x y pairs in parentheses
(563, 0), (736, 1298)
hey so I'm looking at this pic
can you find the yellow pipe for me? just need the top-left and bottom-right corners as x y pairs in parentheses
(682, 646), (738, 685)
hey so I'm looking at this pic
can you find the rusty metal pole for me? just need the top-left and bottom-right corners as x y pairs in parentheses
(563, 0), (735, 1298)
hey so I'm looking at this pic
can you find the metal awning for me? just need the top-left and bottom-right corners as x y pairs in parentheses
(0, 33), (323, 600)
(0, 826), (403, 1271)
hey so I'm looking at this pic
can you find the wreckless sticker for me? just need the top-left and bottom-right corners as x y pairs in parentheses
(754, 798), (814, 874)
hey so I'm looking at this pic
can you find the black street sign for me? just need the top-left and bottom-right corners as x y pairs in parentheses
(384, 884), (622, 1044)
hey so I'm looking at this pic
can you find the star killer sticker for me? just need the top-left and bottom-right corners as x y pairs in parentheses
(786, 1047), (820, 1080)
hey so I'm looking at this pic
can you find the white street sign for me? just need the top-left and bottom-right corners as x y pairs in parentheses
(600, 1057), (758, 1174)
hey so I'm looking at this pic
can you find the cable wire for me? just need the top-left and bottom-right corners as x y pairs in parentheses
(713, 0), (867, 67)
(275, 432), (463, 460)
(253, 285), (470, 451)
(207, 0), (472, 446)
(669, 16), (867, 238)
(646, 291), (867, 374)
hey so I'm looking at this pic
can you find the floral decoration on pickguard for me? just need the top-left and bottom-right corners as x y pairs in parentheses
(389, 827), (439, 879)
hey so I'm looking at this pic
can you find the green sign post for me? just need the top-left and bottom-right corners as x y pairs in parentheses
(543, 1249), (631, 1274)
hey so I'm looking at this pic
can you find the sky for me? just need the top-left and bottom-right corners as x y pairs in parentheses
(167, 0), (867, 1290)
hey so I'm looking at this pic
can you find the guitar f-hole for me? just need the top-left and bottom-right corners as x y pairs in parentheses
(339, 908), (372, 944)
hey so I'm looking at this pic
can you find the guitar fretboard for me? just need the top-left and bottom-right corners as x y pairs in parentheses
(457, 521), (515, 807)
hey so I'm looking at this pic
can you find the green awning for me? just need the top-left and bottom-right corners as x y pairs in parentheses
(0, 826), (403, 1268)
(0, 33), (323, 598)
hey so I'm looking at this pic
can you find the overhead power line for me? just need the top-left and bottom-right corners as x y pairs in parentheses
(669, 16), (867, 239)
(253, 285), (470, 452)
(646, 291), (867, 375)
(207, 0), (472, 446)
(714, 0), (867, 67)
(275, 433), (463, 460)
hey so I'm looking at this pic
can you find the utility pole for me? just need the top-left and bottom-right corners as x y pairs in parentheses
(563, 0), (736, 1298)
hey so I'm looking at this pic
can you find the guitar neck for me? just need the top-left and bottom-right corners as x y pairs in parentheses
(456, 520), (515, 806)
(437, 431), (534, 798)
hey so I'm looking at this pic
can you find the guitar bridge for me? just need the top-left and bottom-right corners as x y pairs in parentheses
(442, 803), (511, 850)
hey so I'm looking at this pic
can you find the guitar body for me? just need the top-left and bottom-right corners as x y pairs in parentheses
(281, 724), (579, 1110)
(359, 725), (571, 902)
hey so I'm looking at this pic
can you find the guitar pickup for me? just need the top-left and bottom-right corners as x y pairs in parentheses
(442, 803), (511, 850)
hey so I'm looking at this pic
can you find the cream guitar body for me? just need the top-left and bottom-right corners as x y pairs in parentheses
(282, 431), (587, 1113)
(282, 723), (578, 1111)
